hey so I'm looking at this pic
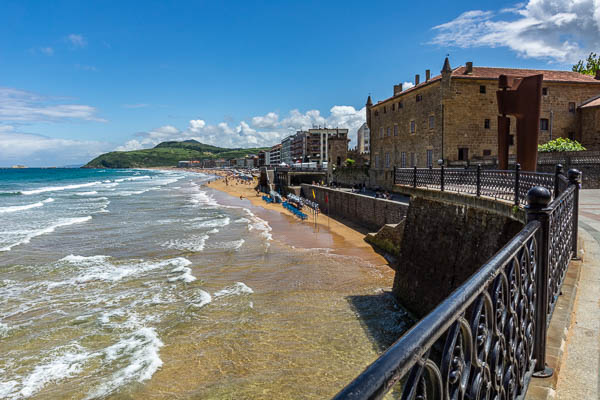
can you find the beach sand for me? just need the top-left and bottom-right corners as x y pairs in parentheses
(171, 168), (389, 267)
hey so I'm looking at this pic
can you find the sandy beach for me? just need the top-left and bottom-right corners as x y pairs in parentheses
(171, 167), (390, 267)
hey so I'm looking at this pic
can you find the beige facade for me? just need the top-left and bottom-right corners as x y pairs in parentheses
(367, 59), (600, 188)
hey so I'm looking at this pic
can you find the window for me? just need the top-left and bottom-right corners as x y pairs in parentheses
(392, 103), (395, 111)
(410, 120), (416, 133)
(568, 132), (575, 140)
(416, 94), (422, 102)
(410, 152), (416, 167)
(484, 119), (490, 129)
(542, 87), (548, 95)
(375, 155), (380, 168)
(374, 110), (379, 117)
(386, 127), (391, 137)
(426, 150), (433, 167)
(540, 118), (549, 131)
(398, 101), (403, 109)
(509, 135), (515, 146)
(379, 127), (384, 138)
(569, 102), (576, 113)
(429, 115), (435, 129)
(385, 152), (390, 168)
(480, 85), (486, 94)
(483, 149), (492, 156)
(458, 147), (469, 161)
(393, 124), (398, 136)
(401, 152), (407, 168)
(383, 106), (386, 113)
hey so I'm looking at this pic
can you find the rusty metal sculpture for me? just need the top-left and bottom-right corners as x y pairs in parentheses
(497, 74), (543, 171)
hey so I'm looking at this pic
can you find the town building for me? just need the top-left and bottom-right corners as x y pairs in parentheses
(281, 136), (293, 165)
(367, 58), (600, 188)
(357, 122), (370, 154)
(269, 144), (281, 165)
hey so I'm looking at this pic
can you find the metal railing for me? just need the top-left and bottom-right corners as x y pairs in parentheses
(394, 164), (564, 206)
(334, 167), (582, 400)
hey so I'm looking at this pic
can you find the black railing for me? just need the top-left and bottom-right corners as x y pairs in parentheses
(335, 168), (581, 400)
(394, 164), (559, 206)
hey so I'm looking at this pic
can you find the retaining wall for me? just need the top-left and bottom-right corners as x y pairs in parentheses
(300, 184), (408, 232)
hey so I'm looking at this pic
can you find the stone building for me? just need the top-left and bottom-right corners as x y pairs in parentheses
(357, 122), (370, 154)
(579, 96), (600, 150)
(367, 58), (600, 188)
(327, 130), (350, 167)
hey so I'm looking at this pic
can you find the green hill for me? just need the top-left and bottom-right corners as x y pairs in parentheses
(83, 140), (267, 168)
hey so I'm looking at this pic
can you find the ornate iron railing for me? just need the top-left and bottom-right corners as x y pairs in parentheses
(394, 164), (562, 206)
(335, 168), (582, 400)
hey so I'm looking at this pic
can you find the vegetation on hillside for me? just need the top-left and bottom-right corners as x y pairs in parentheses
(538, 138), (586, 153)
(83, 140), (268, 168)
(572, 52), (600, 76)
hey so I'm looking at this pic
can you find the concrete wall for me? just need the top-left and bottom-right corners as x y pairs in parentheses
(393, 196), (524, 318)
(301, 184), (408, 231)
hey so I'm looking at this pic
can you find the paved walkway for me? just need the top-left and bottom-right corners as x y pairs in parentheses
(554, 189), (600, 399)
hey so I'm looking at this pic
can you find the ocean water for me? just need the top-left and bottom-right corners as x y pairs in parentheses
(0, 168), (406, 399)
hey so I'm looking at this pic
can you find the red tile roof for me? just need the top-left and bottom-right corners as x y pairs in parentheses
(374, 66), (600, 106)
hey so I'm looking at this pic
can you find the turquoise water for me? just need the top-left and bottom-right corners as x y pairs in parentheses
(0, 168), (403, 399)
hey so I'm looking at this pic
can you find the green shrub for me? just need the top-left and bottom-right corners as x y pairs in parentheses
(345, 158), (355, 166)
(538, 138), (586, 153)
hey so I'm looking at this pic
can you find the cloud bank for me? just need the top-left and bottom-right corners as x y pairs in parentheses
(431, 0), (600, 63)
(116, 105), (367, 151)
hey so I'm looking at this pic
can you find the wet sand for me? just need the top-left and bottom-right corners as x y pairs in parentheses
(173, 168), (388, 267)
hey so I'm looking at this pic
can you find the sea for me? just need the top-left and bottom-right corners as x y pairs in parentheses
(0, 168), (407, 399)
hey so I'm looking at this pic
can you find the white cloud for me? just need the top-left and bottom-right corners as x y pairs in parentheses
(75, 64), (97, 72)
(40, 47), (54, 55)
(431, 0), (600, 63)
(67, 34), (87, 48)
(0, 127), (112, 167)
(116, 105), (367, 151)
(0, 87), (104, 122)
(403, 81), (415, 90)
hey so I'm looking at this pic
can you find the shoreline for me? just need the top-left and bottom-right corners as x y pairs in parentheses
(164, 167), (390, 267)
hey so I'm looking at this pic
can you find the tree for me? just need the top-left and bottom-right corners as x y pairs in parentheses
(572, 52), (600, 76)
(345, 158), (355, 167)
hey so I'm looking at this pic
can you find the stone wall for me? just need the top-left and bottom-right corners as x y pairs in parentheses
(300, 184), (408, 231)
(580, 106), (600, 150)
(332, 166), (370, 187)
(393, 196), (524, 317)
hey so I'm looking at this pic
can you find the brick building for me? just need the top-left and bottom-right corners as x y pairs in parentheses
(367, 58), (600, 188)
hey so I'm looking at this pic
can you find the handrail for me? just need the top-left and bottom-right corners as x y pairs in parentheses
(336, 166), (582, 400)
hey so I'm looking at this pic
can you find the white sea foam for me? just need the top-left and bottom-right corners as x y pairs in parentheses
(0, 322), (10, 338)
(219, 239), (245, 250)
(101, 182), (119, 188)
(244, 208), (273, 241)
(235, 217), (250, 223)
(168, 264), (196, 283)
(189, 290), (212, 308)
(51, 255), (192, 287)
(196, 216), (230, 228)
(13, 343), (91, 398)
(85, 327), (163, 399)
(76, 191), (98, 196)
(214, 282), (254, 298)
(162, 235), (209, 252)
(0, 198), (54, 214)
(21, 181), (101, 195)
(114, 176), (149, 183)
(0, 216), (92, 252)
(189, 190), (218, 207)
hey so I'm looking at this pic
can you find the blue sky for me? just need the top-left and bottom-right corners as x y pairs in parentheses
(1, 0), (598, 166)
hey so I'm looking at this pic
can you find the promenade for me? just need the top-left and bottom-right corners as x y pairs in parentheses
(554, 190), (600, 399)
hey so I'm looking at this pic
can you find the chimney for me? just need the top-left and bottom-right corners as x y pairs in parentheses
(415, 74), (420, 85)
(393, 83), (403, 95)
(425, 69), (431, 81)
(465, 61), (473, 74)
(596, 69), (600, 80)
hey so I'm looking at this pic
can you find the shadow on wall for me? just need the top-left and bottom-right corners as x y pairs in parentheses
(346, 291), (413, 353)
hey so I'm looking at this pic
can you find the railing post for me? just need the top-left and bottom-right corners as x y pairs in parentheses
(440, 165), (445, 192)
(413, 166), (417, 188)
(553, 164), (563, 198)
(568, 169), (582, 259)
(476, 164), (481, 197)
(514, 163), (521, 206)
(526, 186), (553, 378)
(394, 166), (397, 185)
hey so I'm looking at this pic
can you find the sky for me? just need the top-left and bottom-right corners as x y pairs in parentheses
(1, 0), (599, 167)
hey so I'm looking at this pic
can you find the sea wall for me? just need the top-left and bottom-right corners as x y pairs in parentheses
(393, 196), (524, 317)
(301, 184), (408, 232)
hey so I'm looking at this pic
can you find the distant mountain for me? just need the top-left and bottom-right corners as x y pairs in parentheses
(82, 140), (267, 168)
